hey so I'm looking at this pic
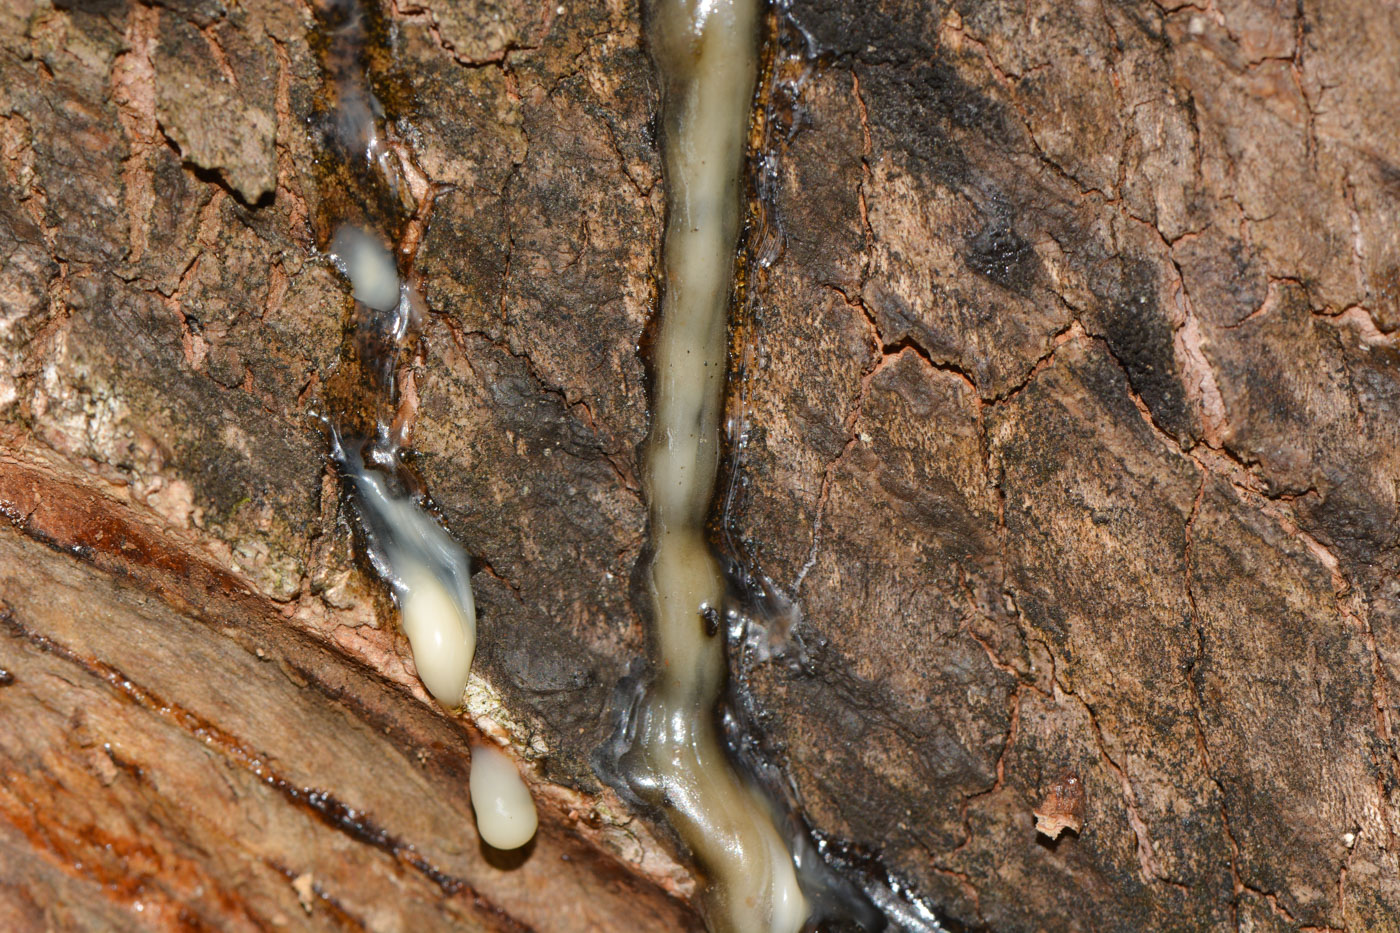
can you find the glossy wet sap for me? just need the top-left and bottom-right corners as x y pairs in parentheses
(621, 1), (808, 931)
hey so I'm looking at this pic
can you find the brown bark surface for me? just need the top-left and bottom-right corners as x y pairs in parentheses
(1, 0), (1399, 930)
(730, 1), (1400, 930)
(0, 0), (686, 928)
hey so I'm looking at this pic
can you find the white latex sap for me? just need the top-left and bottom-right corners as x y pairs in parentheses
(334, 441), (477, 709)
(469, 744), (539, 850)
(634, 1), (809, 931)
(329, 225), (401, 313)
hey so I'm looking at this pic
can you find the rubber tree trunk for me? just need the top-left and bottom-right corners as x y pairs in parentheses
(1, 0), (1398, 930)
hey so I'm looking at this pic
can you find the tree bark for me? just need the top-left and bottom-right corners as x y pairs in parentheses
(2, 0), (1398, 930)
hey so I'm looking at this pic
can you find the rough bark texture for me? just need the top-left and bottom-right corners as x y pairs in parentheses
(1, 0), (1399, 930)
(0, 0), (685, 928)
(729, 1), (1400, 930)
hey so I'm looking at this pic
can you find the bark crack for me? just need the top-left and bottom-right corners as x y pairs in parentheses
(1070, 687), (1172, 887)
(1180, 472), (1246, 926)
(387, 0), (547, 72)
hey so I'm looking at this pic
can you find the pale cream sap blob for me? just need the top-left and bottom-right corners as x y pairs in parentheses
(328, 228), (477, 708)
(329, 225), (402, 313)
(469, 744), (539, 850)
(399, 566), (476, 707)
(638, 1), (808, 931)
(338, 456), (478, 708)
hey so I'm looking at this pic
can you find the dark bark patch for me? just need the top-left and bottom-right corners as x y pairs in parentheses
(1096, 258), (1194, 442)
(963, 215), (1038, 296)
